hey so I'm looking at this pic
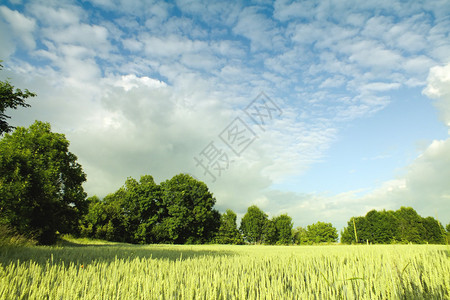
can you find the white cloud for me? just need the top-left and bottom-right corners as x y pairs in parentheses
(3, 0), (450, 231)
(43, 23), (110, 52)
(110, 74), (167, 91)
(0, 5), (36, 52)
(423, 63), (450, 126)
(28, 4), (81, 27)
(233, 7), (283, 52)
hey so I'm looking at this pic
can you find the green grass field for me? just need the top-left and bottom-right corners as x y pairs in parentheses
(1, 238), (449, 299)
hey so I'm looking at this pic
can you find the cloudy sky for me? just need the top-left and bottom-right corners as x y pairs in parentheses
(1, 0), (449, 231)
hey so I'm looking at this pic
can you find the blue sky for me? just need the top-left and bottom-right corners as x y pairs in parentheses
(1, 0), (450, 231)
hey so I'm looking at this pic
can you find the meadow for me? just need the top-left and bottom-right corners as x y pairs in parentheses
(0, 238), (449, 299)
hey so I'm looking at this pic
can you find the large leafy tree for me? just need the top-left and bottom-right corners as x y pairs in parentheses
(421, 217), (445, 244)
(263, 219), (278, 245)
(80, 175), (161, 244)
(293, 226), (308, 245)
(341, 207), (446, 244)
(364, 209), (398, 244)
(215, 209), (243, 244)
(395, 207), (426, 243)
(239, 205), (268, 244)
(0, 62), (36, 135)
(274, 214), (293, 245)
(264, 214), (293, 245)
(159, 174), (220, 244)
(0, 121), (87, 244)
(306, 221), (338, 243)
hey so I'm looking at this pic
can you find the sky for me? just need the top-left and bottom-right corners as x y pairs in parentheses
(1, 0), (450, 231)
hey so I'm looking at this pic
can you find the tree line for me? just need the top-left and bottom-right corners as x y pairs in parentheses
(341, 207), (447, 244)
(1, 121), (449, 246)
(1, 64), (449, 245)
(78, 176), (338, 245)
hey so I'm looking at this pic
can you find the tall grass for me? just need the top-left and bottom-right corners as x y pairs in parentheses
(0, 225), (36, 247)
(0, 241), (449, 299)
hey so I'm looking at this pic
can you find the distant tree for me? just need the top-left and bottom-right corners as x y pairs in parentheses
(97, 189), (128, 242)
(364, 210), (398, 244)
(306, 222), (338, 243)
(395, 207), (426, 243)
(341, 216), (369, 244)
(447, 223), (450, 244)
(0, 62), (36, 135)
(159, 174), (220, 244)
(293, 226), (308, 245)
(340, 218), (357, 244)
(0, 121), (87, 244)
(273, 214), (293, 245)
(79, 196), (102, 238)
(263, 219), (278, 245)
(130, 175), (162, 243)
(240, 205), (268, 244)
(215, 209), (243, 244)
(421, 217), (445, 244)
(341, 207), (446, 244)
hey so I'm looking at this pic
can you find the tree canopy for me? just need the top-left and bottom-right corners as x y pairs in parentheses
(306, 222), (338, 243)
(0, 62), (36, 135)
(0, 121), (87, 244)
(341, 207), (446, 244)
(80, 174), (220, 244)
(215, 209), (243, 244)
(240, 205), (268, 244)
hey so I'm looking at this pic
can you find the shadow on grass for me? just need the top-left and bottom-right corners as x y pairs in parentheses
(0, 242), (235, 267)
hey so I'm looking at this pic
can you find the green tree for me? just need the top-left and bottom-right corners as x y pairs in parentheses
(215, 209), (243, 244)
(341, 216), (367, 244)
(129, 175), (162, 244)
(293, 226), (308, 245)
(341, 207), (446, 244)
(80, 175), (162, 244)
(240, 205), (268, 244)
(446, 223), (450, 233)
(0, 121), (87, 244)
(159, 174), (220, 244)
(273, 214), (293, 245)
(421, 217), (445, 244)
(0, 62), (36, 135)
(395, 207), (426, 243)
(263, 219), (278, 245)
(306, 221), (338, 243)
(364, 210), (398, 244)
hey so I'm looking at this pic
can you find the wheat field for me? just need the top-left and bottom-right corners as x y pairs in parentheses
(0, 241), (449, 299)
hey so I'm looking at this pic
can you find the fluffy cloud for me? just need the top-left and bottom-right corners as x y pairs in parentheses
(423, 63), (450, 127)
(0, 6), (36, 57)
(2, 0), (450, 230)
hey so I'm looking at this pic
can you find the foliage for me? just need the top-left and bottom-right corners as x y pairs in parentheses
(293, 226), (308, 245)
(341, 207), (446, 244)
(0, 62), (36, 135)
(159, 174), (220, 244)
(263, 214), (293, 245)
(81, 174), (220, 244)
(273, 214), (293, 244)
(239, 205), (268, 244)
(214, 209), (243, 244)
(306, 221), (338, 243)
(263, 219), (278, 245)
(0, 121), (87, 244)
(1, 243), (449, 299)
(0, 224), (37, 247)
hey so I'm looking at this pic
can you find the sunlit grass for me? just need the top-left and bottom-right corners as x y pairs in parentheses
(1, 240), (449, 299)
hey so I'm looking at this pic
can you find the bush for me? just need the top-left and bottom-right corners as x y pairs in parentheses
(0, 225), (37, 247)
